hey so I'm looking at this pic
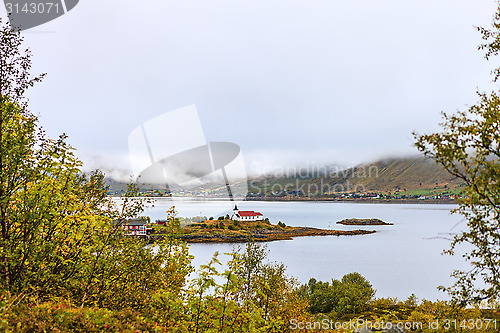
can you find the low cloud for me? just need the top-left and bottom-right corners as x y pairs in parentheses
(80, 153), (132, 182)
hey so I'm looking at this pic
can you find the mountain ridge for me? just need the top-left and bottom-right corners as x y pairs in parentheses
(104, 156), (464, 198)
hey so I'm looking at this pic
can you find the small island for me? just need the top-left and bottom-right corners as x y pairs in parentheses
(141, 207), (379, 243)
(336, 218), (393, 226)
(174, 219), (376, 243)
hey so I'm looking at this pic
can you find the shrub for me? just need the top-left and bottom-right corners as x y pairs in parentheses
(0, 297), (157, 333)
(298, 273), (375, 317)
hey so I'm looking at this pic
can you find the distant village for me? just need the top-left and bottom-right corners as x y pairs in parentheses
(246, 191), (460, 202)
(108, 183), (461, 201)
(109, 188), (461, 202)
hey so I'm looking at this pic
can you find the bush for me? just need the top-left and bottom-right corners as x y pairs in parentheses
(0, 296), (157, 333)
(298, 273), (375, 317)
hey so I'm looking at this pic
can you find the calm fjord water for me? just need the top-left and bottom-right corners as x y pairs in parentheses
(145, 198), (469, 301)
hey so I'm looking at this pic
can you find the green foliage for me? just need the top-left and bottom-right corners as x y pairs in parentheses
(298, 272), (375, 317)
(0, 21), (194, 322)
(0, 293), (159, 333)
(277, 221), (286, 228)
(0, 23), (153, 303)
(415, 94), (500, 306)
(405, 293), (419, 308)
(183, 242), (310, 332)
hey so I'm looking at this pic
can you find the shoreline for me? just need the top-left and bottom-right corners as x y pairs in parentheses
(154, 228), (376, 243)
(245, 197), (457, 204)
(148, 226), (376, 244)
(110, 195), (458, 205)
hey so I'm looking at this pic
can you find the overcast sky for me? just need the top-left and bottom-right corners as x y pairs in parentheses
(4, 0), (499, 178)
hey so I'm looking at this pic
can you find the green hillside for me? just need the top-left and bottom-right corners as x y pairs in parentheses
(246, 156), (465, 198)
(335, 156), (464, 193)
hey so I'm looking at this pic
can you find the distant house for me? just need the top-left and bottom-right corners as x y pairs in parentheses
(155, 219), (167, 226)
(122, 218), (152, 236)
(231, 205), (264, 222)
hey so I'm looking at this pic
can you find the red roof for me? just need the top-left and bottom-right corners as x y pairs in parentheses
(237, 211), (263, 217)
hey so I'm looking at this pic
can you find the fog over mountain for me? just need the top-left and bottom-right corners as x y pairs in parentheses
(14, 0), (497, 176)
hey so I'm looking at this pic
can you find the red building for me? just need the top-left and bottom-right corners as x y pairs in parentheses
(230, 205), (264, 222)
(122, 218), (152, 236)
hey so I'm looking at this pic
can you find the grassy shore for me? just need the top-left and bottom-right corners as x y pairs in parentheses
(152, 219), (376, 243)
